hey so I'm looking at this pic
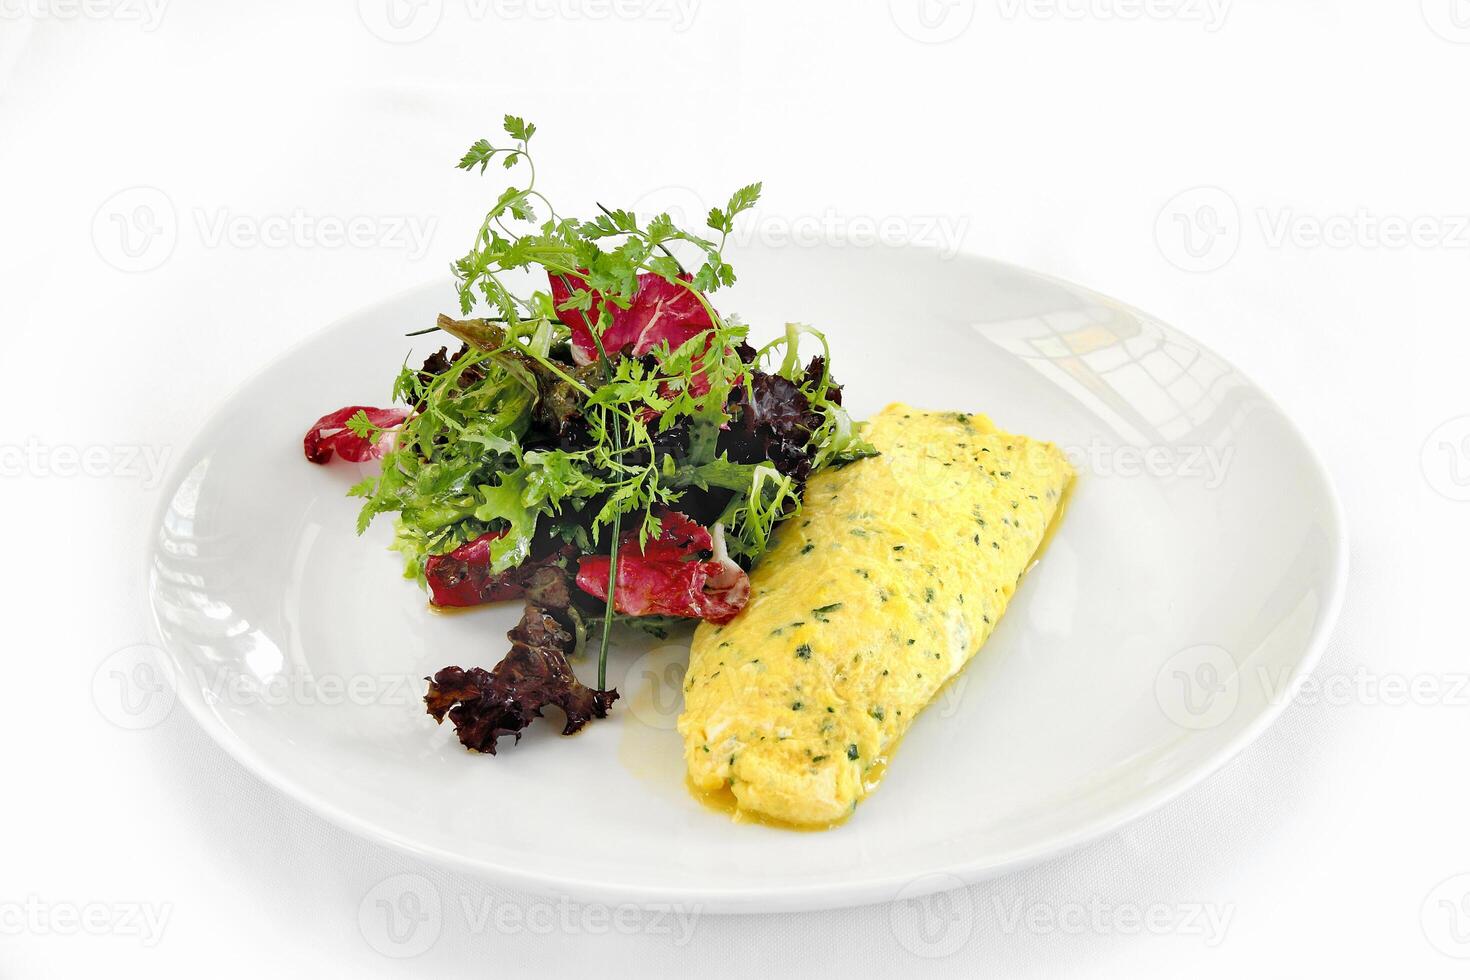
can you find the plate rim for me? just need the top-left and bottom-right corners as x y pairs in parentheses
(144, 254), (1350, 914)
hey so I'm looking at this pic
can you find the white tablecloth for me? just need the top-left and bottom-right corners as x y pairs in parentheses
(5, 1), (1467, 974)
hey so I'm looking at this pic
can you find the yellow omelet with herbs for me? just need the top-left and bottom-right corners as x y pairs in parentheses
(677, 404), (1074, 828)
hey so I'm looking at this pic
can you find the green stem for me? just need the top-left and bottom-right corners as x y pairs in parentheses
(598, 480), (621, 691)
(596, 202), (687, 275)
(556, 273), (622, 691)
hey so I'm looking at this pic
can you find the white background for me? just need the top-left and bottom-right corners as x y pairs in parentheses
(3, 0), (1468, 975)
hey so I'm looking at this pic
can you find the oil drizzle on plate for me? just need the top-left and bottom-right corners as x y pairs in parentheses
(1027, 472), (1075, 574)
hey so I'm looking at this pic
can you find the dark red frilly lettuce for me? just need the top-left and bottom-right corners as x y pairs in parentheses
(303, 406), (409, 464)
(549, 271), (713, 366)
(424, 605), (617, 754)
(722, 372), (824, 480)
(575, 510), (750, 625)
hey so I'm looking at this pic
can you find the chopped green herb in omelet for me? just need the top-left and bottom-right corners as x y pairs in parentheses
(679, 405), (1074, 828)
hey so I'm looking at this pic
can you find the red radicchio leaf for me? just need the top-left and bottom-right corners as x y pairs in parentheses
(303, 406), (409, 464)
(425, 531), (521, 607)
(425, 533), (576, 609)
(549, 271), (713, 366)
(575, 510), (750, 625)
(424, 604), (618, 754)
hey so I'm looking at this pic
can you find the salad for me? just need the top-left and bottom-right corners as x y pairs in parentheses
(303, 116), (875, 753)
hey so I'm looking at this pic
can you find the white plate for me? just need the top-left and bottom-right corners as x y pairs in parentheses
(146, 245), (1346, 913)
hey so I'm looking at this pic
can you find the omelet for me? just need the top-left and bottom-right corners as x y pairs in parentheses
(677, 404), (1074, 827)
